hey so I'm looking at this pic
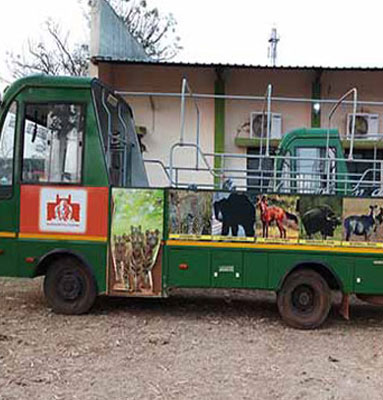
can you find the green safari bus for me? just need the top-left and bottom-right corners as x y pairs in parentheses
(1, 75), (383, 329)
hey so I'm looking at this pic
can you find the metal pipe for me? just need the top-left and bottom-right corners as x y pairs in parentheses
(201, 150), (378, 164)
(178, 78), (201, 168)
(117, 103), (129, 187)
(116, 90), (383, 106)
(266, 84), (272, 157)
(143, 159), (174, 184)
(348, 89), (358, 160)
(180, 78), (187, 145)
(373, 144), (377, 184)
(101, 88), (113, 170)
(258, 83), (272, 161)
(326, 88), (357, 192)
(170, 142), (223, 183)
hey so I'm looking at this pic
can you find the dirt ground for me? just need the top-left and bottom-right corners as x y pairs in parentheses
(1, 278), (383, 400)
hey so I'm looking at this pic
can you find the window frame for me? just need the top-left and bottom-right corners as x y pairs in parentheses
(91, 80), (135, 188)
(0, 100), (18, 199)
(20, 101), (87, 186)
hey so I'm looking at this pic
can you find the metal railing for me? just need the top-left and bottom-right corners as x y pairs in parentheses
(132, 79), (383, 196)
(147, 144), (383, 195)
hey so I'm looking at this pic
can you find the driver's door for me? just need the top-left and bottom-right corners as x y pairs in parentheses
(0, 101), (18, 276)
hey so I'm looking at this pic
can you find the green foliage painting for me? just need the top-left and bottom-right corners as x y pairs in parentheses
(112, 188), (164, 236)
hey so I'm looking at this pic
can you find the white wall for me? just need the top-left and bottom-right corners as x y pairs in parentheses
(320, 70), (383, 137)
(224, 68), (315, 185)
(95, 63), (383, 188)
(98, 64), (215, 187)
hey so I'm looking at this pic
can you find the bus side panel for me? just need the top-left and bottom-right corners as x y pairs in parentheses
(354, 256), (383, 294)
(165, 246), (269, 290)
(167, 247), (211, 288)
(268, 251), (354, 291)
(328, 255), (354, 292)
(0, 239), (17, 277)
(243, 250), (268, 289)
(17, 184), (110, 293)
(17, 240), (108, 293)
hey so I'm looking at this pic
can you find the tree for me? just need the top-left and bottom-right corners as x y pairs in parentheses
(108, 0), (182, 61)
(7, 19), (89, 78)
(7, 0), (182, 78)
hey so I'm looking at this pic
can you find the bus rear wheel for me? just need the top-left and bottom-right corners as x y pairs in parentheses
(277, 269), (331, 329)
(44, 256), (97, 315)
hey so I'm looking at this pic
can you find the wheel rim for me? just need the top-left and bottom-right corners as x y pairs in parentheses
(57, 269), (84, 301)
(291, 284), (316, 314)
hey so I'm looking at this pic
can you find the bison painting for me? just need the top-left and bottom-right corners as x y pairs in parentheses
(301, 205), (341, 240)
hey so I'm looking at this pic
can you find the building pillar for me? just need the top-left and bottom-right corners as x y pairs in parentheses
(214, 69), (225, 187)
(311, 70), (322, 128)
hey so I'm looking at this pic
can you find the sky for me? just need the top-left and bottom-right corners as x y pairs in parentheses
(1, 0), (383, 87)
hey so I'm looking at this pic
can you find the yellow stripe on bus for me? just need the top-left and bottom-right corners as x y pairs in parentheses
(165, 239), (383, 255)
(19, 233), (107, 242)
(0, 231), (17, 238)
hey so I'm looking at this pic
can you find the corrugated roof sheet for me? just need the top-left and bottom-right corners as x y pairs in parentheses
(91, 57), (383, 71)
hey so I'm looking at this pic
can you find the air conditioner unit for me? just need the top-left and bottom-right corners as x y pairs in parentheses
(250, 112), (282, 139)
(347, 113), (379, 140)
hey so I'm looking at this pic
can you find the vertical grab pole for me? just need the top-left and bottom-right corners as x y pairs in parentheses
(195, 103), (200, 169)
(180, 77), (187, 145)
(258, 83), (272, 191)
(179, 77), (201, 169)
(348, 90), (358, 161)
(171, 78), (188, 186)
(101, 88), (113, 172)
(169, 145), (175, 187)
(118, 103), (129, 187)
(326, 88), (357, 193)
(265, 84), (272, 157)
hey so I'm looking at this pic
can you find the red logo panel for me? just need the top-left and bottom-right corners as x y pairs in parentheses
(20, 185), (109, 238)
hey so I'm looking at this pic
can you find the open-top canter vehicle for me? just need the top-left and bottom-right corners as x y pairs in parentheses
(3, 75), (383, 329)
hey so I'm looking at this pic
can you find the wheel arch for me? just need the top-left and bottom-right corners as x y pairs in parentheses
(277, 260), (342, 292)
(34, 249), (98, 290)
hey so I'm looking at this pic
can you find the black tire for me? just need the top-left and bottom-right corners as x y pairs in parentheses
(43, 256), (97, 315)
(277, 269), (331, 329)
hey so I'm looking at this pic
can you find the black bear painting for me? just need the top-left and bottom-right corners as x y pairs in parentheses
(213, 193), (255, 237)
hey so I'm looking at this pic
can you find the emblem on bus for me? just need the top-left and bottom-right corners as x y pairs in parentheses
(39, 188), (87, 233)
(47, 195), (80, 223)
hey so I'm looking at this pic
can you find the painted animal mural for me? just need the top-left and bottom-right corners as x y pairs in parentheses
(257, 196), (298, 239)
(113, 234), (129, 285)
(112, 225), (160, 292)
(213, 193), (255, 236)
(344, 205), (379, 241)
(142, 229), (160, 289)
(301, 205), (341, 240)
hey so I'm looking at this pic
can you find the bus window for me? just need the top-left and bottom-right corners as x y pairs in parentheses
(22, 104), (84, 184)
(280, 150), (291, 193)
(0, 101), (17, 196)
(296, 147), (336, 193)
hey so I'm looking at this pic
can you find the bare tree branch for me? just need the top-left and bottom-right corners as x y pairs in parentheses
(108, 0), (182, 61)
(7, 0), (182, 78)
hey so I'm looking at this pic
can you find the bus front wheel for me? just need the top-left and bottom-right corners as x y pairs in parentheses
(44, 256), (97, 315)
(277, 269), (331, 329)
